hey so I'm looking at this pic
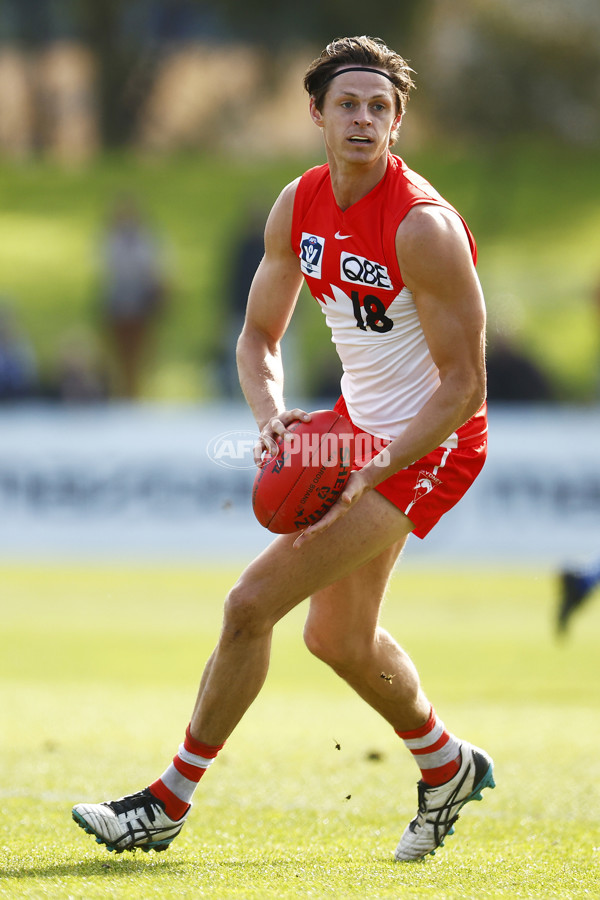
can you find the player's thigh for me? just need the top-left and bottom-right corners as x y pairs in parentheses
(231, 490), (413, 627)
(305, 538), (406, 644)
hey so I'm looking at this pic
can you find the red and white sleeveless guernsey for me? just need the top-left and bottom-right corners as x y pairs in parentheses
(291, 153), (487, 448)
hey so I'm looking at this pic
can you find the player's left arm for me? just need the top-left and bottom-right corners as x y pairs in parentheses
(294, 204), (486, 546)
(385, 203), (487, 462)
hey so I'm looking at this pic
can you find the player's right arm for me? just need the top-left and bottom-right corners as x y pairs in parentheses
(236, 179), (309, 460)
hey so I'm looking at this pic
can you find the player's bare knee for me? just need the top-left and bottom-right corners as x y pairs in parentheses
(303, 620), (329, 661)
(304, 621), (366, 671)
(222, 581), (272, 640)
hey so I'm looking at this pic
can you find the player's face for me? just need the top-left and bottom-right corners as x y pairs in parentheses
(310, 70), (402, 165)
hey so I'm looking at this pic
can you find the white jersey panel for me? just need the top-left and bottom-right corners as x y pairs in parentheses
(318, 283), (441, 441)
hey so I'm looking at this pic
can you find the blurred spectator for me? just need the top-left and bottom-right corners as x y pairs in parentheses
(219, 203), (266, 399)
(98, 193), (169, 399)
(557, 562), (600, 636)
(0, 300), (37, 401)
(486, 334), (555, 403)
(53, 327), (109, 404)
(220, 201), (303, 400)
(308, 353), (344, 403)
(593, 274), (600, 399)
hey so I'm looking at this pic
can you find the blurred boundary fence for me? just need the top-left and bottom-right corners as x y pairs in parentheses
(0, 403), (596, 566)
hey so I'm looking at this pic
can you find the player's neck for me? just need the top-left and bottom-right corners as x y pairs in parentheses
(327, 153), (389, 212)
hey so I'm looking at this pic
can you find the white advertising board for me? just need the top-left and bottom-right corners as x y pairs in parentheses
(0, 403), (596, 565)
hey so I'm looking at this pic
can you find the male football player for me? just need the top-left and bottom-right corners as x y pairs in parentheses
(73, 35), (494, 862)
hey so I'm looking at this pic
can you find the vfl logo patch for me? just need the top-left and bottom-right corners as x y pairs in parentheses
(340, 251), (393, 290)
(300, 233), (325, 278)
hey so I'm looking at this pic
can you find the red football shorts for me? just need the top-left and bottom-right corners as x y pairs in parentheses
(334, 396), (488, 539)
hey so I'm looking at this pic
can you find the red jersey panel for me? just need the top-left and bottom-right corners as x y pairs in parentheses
(291, 153), (486, 447)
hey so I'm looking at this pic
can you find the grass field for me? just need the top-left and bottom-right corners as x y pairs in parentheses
(0, 140), (599, 400)
(1, 563), (599, 898)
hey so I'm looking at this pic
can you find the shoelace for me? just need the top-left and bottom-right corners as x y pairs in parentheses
(414, 782), (429, 826)
(108, 790), (161, 822)
(415, 780), (463, 846)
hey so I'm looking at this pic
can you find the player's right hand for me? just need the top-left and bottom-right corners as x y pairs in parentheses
(254, 409), (312, 467)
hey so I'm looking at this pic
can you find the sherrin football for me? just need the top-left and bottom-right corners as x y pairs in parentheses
(252, 409), (354, 534)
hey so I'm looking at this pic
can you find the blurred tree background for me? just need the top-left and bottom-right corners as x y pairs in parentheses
(0, 0), (598, 402)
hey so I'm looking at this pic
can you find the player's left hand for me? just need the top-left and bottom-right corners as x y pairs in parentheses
(293, 470), (369, 549)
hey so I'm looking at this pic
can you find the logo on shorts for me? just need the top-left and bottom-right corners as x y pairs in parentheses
(300, 233), (325, 278)
(411, 470), (441, 505)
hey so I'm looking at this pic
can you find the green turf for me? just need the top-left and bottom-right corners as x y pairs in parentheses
(0, 140), (599, 400)
(1, 563), (599, 898)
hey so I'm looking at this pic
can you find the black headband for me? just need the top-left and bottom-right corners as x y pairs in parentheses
(320, 66), (397, 89)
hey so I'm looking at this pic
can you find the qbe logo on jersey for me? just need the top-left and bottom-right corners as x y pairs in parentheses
(300, 233), (325, 278)
(340, 251), (393, 290)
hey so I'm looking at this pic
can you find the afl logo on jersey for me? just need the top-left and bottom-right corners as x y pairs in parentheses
(340, 251), (393, 290)
(300, 233), (325, 279)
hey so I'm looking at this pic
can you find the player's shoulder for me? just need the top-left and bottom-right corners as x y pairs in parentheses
(265, 164), (329, 250)
(273, 177), (302, 214)
(399, 202), (464, 237)
(263, 178), (300, 245)
(396, 203), (471, 255)
(395, 203), (475, 286)
(265, 178), (300, 255)
(275, 163), (330, 208)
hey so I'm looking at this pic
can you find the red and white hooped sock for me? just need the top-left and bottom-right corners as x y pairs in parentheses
(149, 726), (225, 820)
(395, 707), (461, 786)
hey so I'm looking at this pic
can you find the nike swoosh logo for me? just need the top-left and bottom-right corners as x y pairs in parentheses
(334, 231), (352, 240)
